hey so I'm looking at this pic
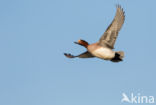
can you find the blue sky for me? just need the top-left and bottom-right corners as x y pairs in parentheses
(0, 0), (156, 105)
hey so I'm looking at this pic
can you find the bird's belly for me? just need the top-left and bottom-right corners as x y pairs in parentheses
(91, 48), (115, 60)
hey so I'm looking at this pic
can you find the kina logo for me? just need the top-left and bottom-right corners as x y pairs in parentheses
(121, 93), (155, 104)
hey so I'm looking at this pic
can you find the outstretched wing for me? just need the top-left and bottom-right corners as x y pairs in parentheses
(64, 51), (94, 58)
(99, 5), (125, 49)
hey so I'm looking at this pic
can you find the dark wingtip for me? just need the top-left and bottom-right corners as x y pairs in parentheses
(116, 4), (121, 8)
(64, 53), (75, 58)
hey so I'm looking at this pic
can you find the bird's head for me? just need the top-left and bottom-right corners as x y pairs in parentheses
(77, 39), (89, 48)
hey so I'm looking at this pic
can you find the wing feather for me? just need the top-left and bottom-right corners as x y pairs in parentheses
(99, 5), (125, 49)
(64, 51), (94, 58)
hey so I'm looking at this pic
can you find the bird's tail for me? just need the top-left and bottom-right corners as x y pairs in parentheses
(117, 51), (124, 59)
(111, 51), (124, 62)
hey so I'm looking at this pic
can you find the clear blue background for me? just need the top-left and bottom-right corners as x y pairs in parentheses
(0, 0), (155, 105)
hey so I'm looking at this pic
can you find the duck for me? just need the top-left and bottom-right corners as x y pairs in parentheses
(64, 5), (125, 62)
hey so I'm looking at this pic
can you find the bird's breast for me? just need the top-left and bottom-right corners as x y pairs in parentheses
(91, 47), (115, 60)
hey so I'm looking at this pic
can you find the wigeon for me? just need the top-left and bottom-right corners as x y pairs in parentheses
(64, 5), (125, 62)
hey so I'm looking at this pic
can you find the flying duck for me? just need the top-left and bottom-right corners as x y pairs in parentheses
(64, 5), (125, 62)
